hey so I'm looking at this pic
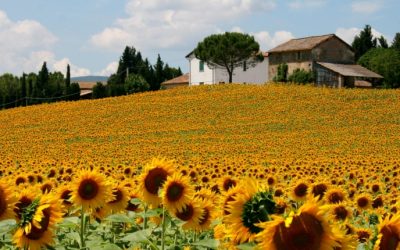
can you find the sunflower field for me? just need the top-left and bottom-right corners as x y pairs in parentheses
(0, 84), (399, 250)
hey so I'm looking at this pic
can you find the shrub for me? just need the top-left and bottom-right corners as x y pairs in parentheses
(288, 69), (314, 84)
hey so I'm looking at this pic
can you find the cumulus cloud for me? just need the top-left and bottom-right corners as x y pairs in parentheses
(253, 31), (295, 50)
(0, 10), (90, 77)
(351, 1), (383, 14)
(336, 27), (386, 45)
(90, 0), (277, 52)
(97, 61), (119, 76)
(53, 58), (91, 77)
(288, 0), (327, 9)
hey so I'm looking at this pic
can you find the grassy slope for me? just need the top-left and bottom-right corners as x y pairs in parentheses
(0, 84), (399, 168)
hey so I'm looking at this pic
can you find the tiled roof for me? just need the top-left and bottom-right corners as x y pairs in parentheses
(268, 34), (337, 53)
(162, 73), (189, 85)
(317, 62), (383, 78)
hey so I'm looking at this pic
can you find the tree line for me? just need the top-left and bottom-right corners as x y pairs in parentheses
(0, 46), (182, 109)
(353, 25), (400, 88)
(0, 63), (81, 109)
(92, 46), (182, 98)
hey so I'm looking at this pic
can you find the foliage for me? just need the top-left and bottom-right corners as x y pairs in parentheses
(378, 35), (389, 48)
(92, 82), (108, 99)
(358, 48), (400, 88)
(124, 74), (150, 94)
(352, 25), (377, 61)
(273, 63), (288, 82)
(392, 32), (400, 50)
(287, 68), (314, 84)
(194, 32), (263, 83)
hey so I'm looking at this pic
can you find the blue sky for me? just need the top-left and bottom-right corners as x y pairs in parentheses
(0, 0), (399, 77)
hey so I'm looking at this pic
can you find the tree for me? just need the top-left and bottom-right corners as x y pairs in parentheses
(65, 64), (71, 99)
(37, 62), (49, 96)
(194, 32), (263, 83)
(273, 63), (288, 82)
(352, 25), (377, 61)
(378, 36), (389, 48)
(392, 33), (400, 50)
(153, 54), (164, 90)
(358, 48), (400, 88)
(124, 74), (150, 94)
(288, 69), (314, 84)
(92, 82), (107, 99)
(21, 73), (27, 104)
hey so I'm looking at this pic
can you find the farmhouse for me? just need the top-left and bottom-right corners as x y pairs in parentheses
(185, 51), (269, 85)
(268, 34), (383, 87)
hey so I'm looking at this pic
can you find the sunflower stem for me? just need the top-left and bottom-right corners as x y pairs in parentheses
(143, 204), (148, 230)
(161, 206), (166, 250)
(80, 205), (86, 249)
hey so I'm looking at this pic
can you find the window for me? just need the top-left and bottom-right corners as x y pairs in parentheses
(297, 51), (301, 60)
(199, 60), (204, 72)
(199, 82), (204, 85)
(243, 61), (247, 71)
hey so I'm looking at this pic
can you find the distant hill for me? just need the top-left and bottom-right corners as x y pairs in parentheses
(71, 76), (108, 82)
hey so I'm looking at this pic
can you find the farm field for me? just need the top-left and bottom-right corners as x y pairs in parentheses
(0, 84), (400, 249)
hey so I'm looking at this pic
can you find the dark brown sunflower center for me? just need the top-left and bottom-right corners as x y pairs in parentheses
(357, 197), (369, 208)
(312, 184), (327, 199)
(109, 189), (123, 204)
(0, 189), (7, 216)
(223, 179), (236, 191)
(199, 208), (210, 226)
(15, 177), (26, 186)
(61, 190), (72, 205)
(175, 204), (193, 221)
(328, 192), (344, 204)
(26, 208), (51, 240)
(126, 197), (139, 211)
(14, 197), (32, 219)
(144, 168), (168, 195)
(334, 206), (348, 220)
(41, 184), (53, 194)
(166, 182), (184, 202)
(379, 226), (399, 249)
(372, 197), (383, 208)
(294, 183), (308, 197)
(78, 179), (99, 200)
(273, 213), (324, 250)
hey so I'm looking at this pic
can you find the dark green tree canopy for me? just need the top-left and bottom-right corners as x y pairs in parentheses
(358, 48), (400, 88)
(392, 33), (400, 50)
(378, 36), (389, 48)
(352, 25), (377, 61)
(194, 32), (263, 83)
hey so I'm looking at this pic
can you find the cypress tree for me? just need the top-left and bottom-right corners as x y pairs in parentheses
(21, 73), (27, 106)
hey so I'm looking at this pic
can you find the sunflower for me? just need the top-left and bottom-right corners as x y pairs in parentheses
(195, 198), (215, 232)
(325, 188), (346, 204)
(355, 194), (372, 210)
(330, 203), (353, 222)
(70, 170), (112, 210)
(107, 183), (130, 213)
(219, 176), (238, 192)
(355, 228), (373, 243)
(374, 213), (400, 250)
(173, 197), (203, 231)
(12, 194), (63, 250)
(224, 179), (276, 244)
(161, 173), (194, 213)
(57, 185), (73, 212)
(311, 181), (330, 201)
(291, 181), (309, 201)
(14, 188), (38, 221)
(256, 198), (343, 250)
(138, 158), (174, 207)
(0, 180), (16, 220)
(126, 191), (142, 213)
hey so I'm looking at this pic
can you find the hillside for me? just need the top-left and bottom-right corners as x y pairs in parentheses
(0, 84), (399, 169)
(71, 75), (108, 82)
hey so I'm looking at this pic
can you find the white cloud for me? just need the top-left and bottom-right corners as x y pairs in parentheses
(0, 9), (90, 77)
(288, 0), (327, 9)
(90, 0), (277, 52)
(53, 58), (91, 77)
(351, 1), (383, 14)
(336, 27), (386, 45)
(253, 30), (295, 50)
(97, 61), (119, 76)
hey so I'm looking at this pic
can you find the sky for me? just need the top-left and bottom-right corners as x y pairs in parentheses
(0, 0), (399, 77)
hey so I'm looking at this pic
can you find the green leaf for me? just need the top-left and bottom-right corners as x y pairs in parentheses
(120, 228), (152, 242)
(100, 243), (123, 250)
(65, 232), (81, 247)
(191, 239), (220, 249)
(236, 242), (256, 250)
(106, 214), (133, 223)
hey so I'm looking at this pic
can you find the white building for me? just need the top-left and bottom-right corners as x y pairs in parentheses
(185, 52), (269, 85)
